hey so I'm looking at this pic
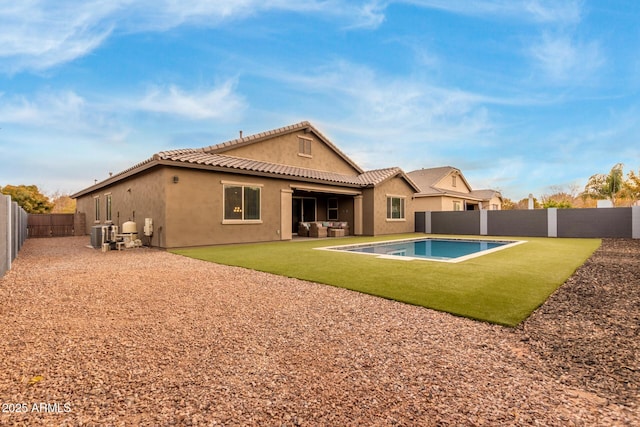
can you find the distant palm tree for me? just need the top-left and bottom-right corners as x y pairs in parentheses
(582, 163), (625, 205)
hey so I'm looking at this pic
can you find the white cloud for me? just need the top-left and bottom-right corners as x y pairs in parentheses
(529, 32), (604, 83)
(0, 90), (88, 128)
(137, 80), (246, 120)
(262, 60), (497, 170)
(399, 0), (582, 24)
(0, 1), (116, 73)
(0, 0), (392, 73)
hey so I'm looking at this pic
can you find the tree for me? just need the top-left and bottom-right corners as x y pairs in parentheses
(542, 199), (572, 209)
(500, 198), (516, 210)
(0, 184), (54, 213)
(541, 186), (574, 209)
(582, 163), (626, 205)
(626, 169), (640, 205)
(50, 192), (77, 213)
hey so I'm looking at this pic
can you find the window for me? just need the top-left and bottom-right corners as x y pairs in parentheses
(386, 196), (405, 220)
(298, 137), (312, 157)
(492, 204), (499, 210)
(94, 196), (100, 222)
(453, 201), (461, 211)
(328, 198), (339, 221)
(105, 194), (112, 222)
(224, 185), (261, 221)
(452, 175), (457, 187)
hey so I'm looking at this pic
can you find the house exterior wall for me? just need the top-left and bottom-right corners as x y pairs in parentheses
(486, 195), (502, 210)
(75, 168), (168, 246)
(164, 168), (291, 247)
(435, 172), (471, 194)
(218, 130), (360, 176)
(413, 197), (443, 212)
(368, 177), (416, 235)
(413, 195), (470, 212)
(77, 165), (370, 248)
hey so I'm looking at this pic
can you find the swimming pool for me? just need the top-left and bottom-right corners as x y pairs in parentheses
(318, 237), (525, 262)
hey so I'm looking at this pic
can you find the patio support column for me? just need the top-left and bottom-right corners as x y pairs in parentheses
(633, 206), (640, 239)
(280, 189), (293, 241)
(354, 195), (363, 235)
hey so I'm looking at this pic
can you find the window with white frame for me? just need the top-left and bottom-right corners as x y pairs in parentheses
(94, 196), (100, 222)
(105, 194), (112, 222)
(453, 201), (461, 211)
(224, 184), (261, 221)
(386, 196), (405, 220)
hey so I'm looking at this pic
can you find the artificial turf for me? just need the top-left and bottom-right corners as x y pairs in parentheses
(171, 234), (600, 326)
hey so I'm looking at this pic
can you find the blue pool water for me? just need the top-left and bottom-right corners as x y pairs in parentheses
(337, 238), (512, 261)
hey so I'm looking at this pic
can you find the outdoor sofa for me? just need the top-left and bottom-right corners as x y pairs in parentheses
(298, 221), (349, 238)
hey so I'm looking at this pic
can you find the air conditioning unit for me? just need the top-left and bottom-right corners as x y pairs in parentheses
(90, 225), (104, 249)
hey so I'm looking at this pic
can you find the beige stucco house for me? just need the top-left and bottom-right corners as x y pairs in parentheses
(408, 166), (502, 211)
(72, 121), (420, 248)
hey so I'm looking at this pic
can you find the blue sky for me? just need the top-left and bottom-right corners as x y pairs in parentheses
(1, 1), (639, 201)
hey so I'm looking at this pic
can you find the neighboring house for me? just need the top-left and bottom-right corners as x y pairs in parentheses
(408, 166), (502, 211)
(72, 121), (420, 248)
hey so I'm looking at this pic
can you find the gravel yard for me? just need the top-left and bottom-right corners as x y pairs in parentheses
(0, 237), (637, 426)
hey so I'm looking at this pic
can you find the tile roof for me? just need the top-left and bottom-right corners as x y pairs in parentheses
(155, 149), (411, 187)
(71, 121), (420, 197)
(470, 189), (502, 200)
(158, 148), (365, 185)
(407, 167), (459, 194)
(407, 167), (501, 201)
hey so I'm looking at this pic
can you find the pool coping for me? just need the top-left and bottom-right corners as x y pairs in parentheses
(315, 236), (528, 263)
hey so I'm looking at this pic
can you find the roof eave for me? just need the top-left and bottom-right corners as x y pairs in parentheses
(72, 158), (366, 198)
(71, 158), (161, 198)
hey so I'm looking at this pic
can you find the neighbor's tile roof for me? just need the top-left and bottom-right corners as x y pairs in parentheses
(407, 167), (458, 194)
(407, 167), (501, 201)
(470, 189), (502, 200)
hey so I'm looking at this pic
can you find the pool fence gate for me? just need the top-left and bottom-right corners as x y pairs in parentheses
(416, 206), (640, 239)
(0, 194), (28, 278)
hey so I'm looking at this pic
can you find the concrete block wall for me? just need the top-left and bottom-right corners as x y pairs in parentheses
(1, 194), (28, 278)
(418, 206), (640, 239)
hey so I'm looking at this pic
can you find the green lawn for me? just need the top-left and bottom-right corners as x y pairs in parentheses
(171, 234), (600, 326)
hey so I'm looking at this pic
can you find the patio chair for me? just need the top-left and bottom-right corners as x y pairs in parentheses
(309, 222), (327, 238)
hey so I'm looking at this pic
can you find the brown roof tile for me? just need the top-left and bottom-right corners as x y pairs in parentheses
(71, 122), (421, 198)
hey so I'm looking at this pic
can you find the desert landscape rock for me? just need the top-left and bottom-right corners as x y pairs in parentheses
(0, 237), (637, 425)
